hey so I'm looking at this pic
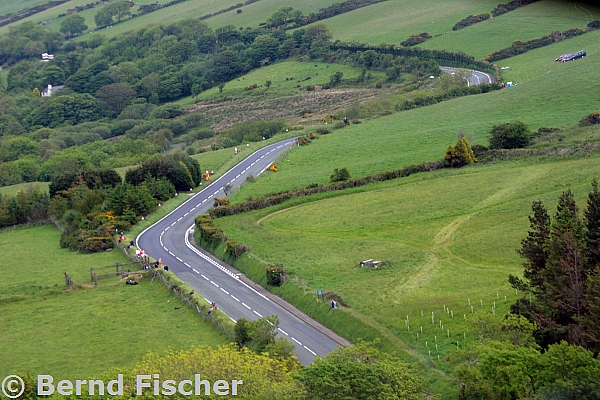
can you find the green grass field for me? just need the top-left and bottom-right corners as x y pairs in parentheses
(189, 61), (386, 102)
(214, 155), (600, 361)
(0, 0), (59, 17)
(0, 181), (49, 196)
(420, 0), (600, 60)
(0, 0), (95, 36)
(227, 33), (600, 202)
(299, 0), (499, 46)
(0, 225), (229, 379)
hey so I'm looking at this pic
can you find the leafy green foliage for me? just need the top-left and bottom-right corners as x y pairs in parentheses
(266, 264), (286, 286)
(510, 183), (600, 351)
(330, 167), (350, 182)
(298, 340), (426, 400)
(125, 153), (201, 191)
(444, 138), (476, 168)
(59, 14), (87, 36)
(488, 120), (531, 149)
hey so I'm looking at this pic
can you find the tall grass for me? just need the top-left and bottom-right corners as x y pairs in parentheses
(0, 225), (230, 379)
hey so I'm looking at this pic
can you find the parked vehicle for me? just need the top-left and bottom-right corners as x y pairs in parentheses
(562, 50), (586, 62)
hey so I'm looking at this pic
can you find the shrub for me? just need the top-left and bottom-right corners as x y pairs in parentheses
(579, 112), (600, 127)
(225, 240), (250, 259)
(316, 128), (330, 135)
(333, 121), (347, 129)
(266, 264), (286, 286)
(588, 20), (600, 31)
(489, 121), (531, 149)
(453, 13), (490, 31)
(330, 167), (351, 182)
(297, 136), (310, 146)
(444, 138), (476, 168)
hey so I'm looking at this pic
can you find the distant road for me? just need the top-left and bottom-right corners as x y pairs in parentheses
(440, 66), (494, 86)
(137, 139), (350, 365)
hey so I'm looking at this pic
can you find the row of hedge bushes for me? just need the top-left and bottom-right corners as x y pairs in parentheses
(332, 42), (494, 74)
(199, 0), (261, 20)
(485, 27), (588, 61)
(400, 32), (431, 47)
(208, 160), (444, 219)
(396, 82), (501, 111)
(0, 0), (67, 27)
(452, 13), (490, 31)
(491, 0), (540, 17)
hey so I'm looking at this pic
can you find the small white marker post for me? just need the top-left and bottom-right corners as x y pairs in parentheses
(421, 326), (423, 333)
(434, 335), (437, 342)
(496, 293), (499, 300)
(480, 299), (483, 306)
(447, 329), (450, 338)
(426, 341), (428, 347)
(421, 310), (424, 317)
(432, 312), (434, 324)
(468, 299), (471, 306)
(464, 314), (466, 319)
(451, 311), (454, 319)
(435, 344), (438, 351)
(471, 306), (474, 314)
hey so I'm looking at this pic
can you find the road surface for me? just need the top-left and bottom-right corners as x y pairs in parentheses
(137, 139), (350, 365)
(440, 66), (494, 86)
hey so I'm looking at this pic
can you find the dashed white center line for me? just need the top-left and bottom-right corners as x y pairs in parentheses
(210, 281), (219, 287)
(242, 303), (251, 309)
(177, 217), (182, 222)
(231, 295), (239, 302)
(236, 174), (240, 178)
(193, 269), (200, 274)
(165, 226), (170, 231)
(278, 328), (288, 336)
(213, 190), (219, 195)
(291, 337), (302, 346)
(184, 213), (189, 217)
(253, 310), (263, 318)
(190, 208), (196, 212)
(220, 288), (229, 294)
(171, 222), (176, 227)
(304, 346), (316, 356)
(200, 274), (209, 281)
(169, 251), (175, 256)
(176, 257), (182, 262)
(184, 262), (190, 267)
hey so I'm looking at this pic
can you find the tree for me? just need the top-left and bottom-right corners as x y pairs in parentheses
(94, 6), (114, 28)
(443, 138), (475, 168)
(111, 1), (131, 22)
(330, 167), (350, 182)
(248, 34), (280, 67)
(489, 120), (531, 149)
(298, 341), (426, 400)
(96, 83), (136, 117)
(60, 15), (88, 37)
(511, 184), (600, 351)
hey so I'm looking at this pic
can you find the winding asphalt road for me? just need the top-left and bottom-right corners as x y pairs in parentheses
(137, 139), (350, 365)
(440, 66), (494, 86)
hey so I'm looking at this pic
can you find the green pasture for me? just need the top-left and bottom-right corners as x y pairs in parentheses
(303, 0), (498, 46)
(420, 0), (600, 60)
(190, 61), (385, 101)
(0, 224), (229, 379)
(229, 44), (600, 202)
(497, 28), (600, 84)
(0, 0), (58, 18)
(0, 0), (96, 36)
(205, 0), (342, 30)
(214, 156), (600, 361)
(0, 181), (49, 196)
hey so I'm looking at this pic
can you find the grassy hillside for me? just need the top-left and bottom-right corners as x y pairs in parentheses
(301, 0), (499, 46)
(214, 155), (600, 362)
(420, 0), (600, 60)
(228, 35), (600, 202)
(0, 181), (49, 196)
(0, 224), (229, 379)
